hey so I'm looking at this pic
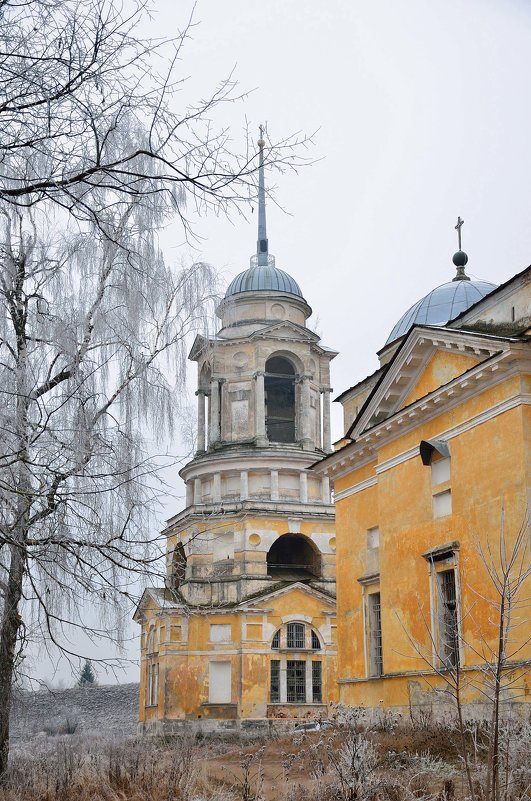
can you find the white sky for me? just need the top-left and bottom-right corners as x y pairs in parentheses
(159, 0), (531, 417)
(34, 0), (531, 685)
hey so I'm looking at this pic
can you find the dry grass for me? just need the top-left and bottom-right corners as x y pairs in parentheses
(1, 715), (529, 801)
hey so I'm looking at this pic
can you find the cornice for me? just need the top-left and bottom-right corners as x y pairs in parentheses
(323, 391), (531, 492)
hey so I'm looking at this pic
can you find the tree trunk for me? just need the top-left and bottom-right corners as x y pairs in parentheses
(0, 543), (25, 776)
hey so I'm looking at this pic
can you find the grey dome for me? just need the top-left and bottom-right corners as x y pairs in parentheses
(386, 277), (497, 345)
(225, 257), (303, 299)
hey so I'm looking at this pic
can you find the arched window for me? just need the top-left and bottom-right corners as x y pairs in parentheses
(287, 622), (305, 649)
(265, 356), (296, 443)
(269, 622), (323, 705)
(171, 543), (187, 589)
(267, 534), (321, 579)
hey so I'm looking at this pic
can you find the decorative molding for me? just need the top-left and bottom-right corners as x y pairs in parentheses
(330, 391), (531, 487)
(334, 475), (377, 501)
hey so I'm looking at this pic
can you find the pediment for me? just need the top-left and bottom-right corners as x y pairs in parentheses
(348, 326), (505, 438)
(240, 582), (336, 610)
(132, 587), (184, 621)
(249, 320), (320, 343)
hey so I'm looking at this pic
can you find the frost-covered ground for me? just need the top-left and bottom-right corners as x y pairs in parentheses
(10, 682), (139, 756)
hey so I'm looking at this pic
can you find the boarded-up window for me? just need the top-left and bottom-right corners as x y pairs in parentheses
(210, 623), (232, 643)
(433, 489), (452, 518)
(208, 661), (231, 704)
(432, 456), (450, 485)
(170, 625), (181, 642)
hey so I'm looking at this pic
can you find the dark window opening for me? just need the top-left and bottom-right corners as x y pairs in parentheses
(272, 630), (280, 650)
(171, 543), (187, 589)
(438, 570), (459, 669)
(265, 356), (296, 443)
(270, 660), (280, 702)
(368, 592), (383, 677)
(267, 534), (321, 580)
(287, 660), (306, 703)
(311, 630), (321, 650)
(287, 622), (305, 649)
(312, 661), (322, 703)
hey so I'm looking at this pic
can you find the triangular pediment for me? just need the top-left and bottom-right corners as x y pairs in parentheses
(133, 587), (184, 621)
(250, 320), (320, 343)
(240, 581), (336, 610)
(348, 326), (506, 438)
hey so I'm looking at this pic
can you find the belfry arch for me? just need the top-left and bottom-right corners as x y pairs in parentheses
(264, 356), (296, 443)
(170, 543), (187, 588)
(266, 533), (322, 580)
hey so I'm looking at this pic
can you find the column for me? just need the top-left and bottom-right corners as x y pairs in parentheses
(305, 659), (313, 704)
(299, 471), (308, 504)
(299, 375), (312, 450)
(280, 655), (287, 704)
(240, 470), (249, 501)
(270, 469), (279, 501)
(196, 389), (206, 452)
(213, 472), (221, 503)
(321, 475), (330, 504)
(321, 387), (333, 453)
(254, 371), (267, 446)
(193, 477), (202, 505)
(185, 482), (193, 507)
(209, 379), (220, 445)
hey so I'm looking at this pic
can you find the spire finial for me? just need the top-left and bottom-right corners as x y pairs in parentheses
(256, 125), (268, 267)
(452, 215), (470, 281)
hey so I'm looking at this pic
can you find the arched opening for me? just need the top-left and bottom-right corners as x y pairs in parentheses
(265, 356), (296, 443)
(267, 534), (321, 580)
(171, 543), (187, 589)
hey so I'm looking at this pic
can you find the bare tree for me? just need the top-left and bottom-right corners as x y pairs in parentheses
(0, 0), (309, 775)
(398, 511), (530, 801)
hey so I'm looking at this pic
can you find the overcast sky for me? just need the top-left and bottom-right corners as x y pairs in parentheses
(156, 0), (531, 422)
(35, 0), (531, 684)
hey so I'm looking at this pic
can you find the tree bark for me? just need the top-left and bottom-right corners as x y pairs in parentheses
(0, 544), (25, 776)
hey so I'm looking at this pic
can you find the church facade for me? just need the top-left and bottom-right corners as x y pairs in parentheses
(312, 253), (530, 716)
(135, 139), (338, 732)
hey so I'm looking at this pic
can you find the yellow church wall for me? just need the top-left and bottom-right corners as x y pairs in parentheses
(333, 368), (530, 712)
(401, 350), (480, 408)
(138, 584), (338, 725)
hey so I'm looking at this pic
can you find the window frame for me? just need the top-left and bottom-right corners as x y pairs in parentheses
(423, 543), (463, 670)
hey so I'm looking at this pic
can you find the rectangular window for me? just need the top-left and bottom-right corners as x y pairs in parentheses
(431, 456), (451, 485)
(368, 592), (383, 677)
(433, 489), (452, 518)
(312, 661), (322, 703)
(437, 569), (459, 668)
(287, 622), (305, 649)
(270, 659), (280, 703)
(367, 526), (380, 550)
(210, 623), (232, 643)
(286, 660), (306, 703)
(208, 661), (232, 704)
(147, 662), (159, 706)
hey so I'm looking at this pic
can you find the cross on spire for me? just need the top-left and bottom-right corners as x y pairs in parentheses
(455, 216), (464, 250)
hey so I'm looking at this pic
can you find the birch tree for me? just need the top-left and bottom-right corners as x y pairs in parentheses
(0, 0), (307, 774)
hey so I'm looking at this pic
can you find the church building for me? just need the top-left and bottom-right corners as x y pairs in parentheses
(312, 233), (530, 716)
(135, 137), (338, 732)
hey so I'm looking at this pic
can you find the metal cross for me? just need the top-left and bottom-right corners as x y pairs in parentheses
(455, 216), (464, 250)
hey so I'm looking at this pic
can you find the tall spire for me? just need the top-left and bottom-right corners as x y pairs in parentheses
(256, 126), (268, 267)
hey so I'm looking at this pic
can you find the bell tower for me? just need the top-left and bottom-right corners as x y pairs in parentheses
(135, 134), (338, 732)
